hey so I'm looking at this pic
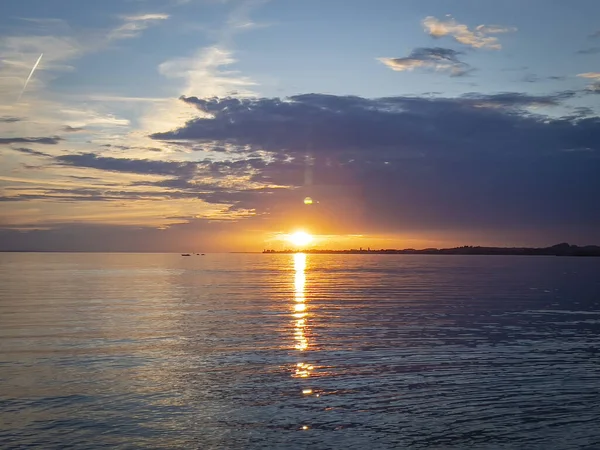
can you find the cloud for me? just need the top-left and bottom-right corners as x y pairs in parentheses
(151, 92), (583, 154)
(0, 117), (22, 123)
(578, 73), (600, 79)
(0, 11), (168, 103)
(378, 47), (471, 77)
(62, 125), (85, 132)
(0, 15), (139, 145)
(158, 46), (257, 98)
(155, 0), (263, 99)
(138, 1), (265, 135)
(475, 25), (517, 34)
(422, 16), (516, 50)
(108, 13), (170, 41)
(10, 147), (51, 157)
(122, 13), (170, 21)
(578, 72), (600, 92)
(521, 74), (567, 83)
(55, 153), (198, 178)
(3, 90), (600, 249)
(144, 92), (600, 244)
(0, 34), (82, 102)
(0, 185), (210, 203)
(0, 136), (62, 145)
(576, 47), (600, 55)
(460, 91), (575, 107)
(585, 84), (600, 93)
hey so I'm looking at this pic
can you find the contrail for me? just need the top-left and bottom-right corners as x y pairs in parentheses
(17, 53), (43, 102)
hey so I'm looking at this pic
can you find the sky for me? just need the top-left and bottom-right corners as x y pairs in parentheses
(1, 0), (600, 252)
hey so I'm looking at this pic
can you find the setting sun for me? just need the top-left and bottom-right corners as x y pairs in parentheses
(287, 231), (313, 247)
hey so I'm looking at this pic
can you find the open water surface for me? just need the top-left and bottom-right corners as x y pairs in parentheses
(1, 253), (599, 449)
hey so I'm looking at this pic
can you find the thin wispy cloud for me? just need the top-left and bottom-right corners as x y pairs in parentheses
(578, 72), (600, 79)
(423, 16), (516, 50)
(10, 147), (51, 157)
(140, 0), (265, 134)
(82, 95), (172, 103)
(109, 13), (170, 41)
(0, 34), (81, 83)
(1, 12), (168, 102)
(123, 14), (170, 21)
(0, 136), (62, 145)
(62, 126), (85, 132)
(576, 47), (600, 55)
(158, 46), (257, 97)
(0, 12), (163, 133)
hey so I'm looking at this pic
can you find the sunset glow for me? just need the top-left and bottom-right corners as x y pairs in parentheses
(0, 0), (599, 252)
(2, 1), (600, 445)
(287, 231), (313, 247)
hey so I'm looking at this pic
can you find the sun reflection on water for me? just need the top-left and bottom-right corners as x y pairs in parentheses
(292, 253), (312, 375)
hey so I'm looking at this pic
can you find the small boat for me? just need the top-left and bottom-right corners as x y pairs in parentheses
(181, 253), (191, 256)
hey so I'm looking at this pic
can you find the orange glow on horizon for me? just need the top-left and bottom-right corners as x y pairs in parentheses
(263, 231), (455, 253)
(287, 231), (313, 247)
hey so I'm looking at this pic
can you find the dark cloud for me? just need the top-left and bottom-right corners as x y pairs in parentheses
(521, 74), (539, 83)
(460, 91), (575, 107)
(0, 117), (22, 123)
(62, 126), (85, 132)
(53, 152), (286, 205)
(3, 92), (600, 250)
(147, 92), (600, 242)
(576, 47), (600, 55)
(521, 74), (567, 83)
(0, 193), (111, 202)
(0, 136), (62, 145)
(10, 147), (51, 157)
(55, 153), (199, 178)
(100, 143), (163, 152)
(571, 107), (595, 117)
(0, 185), (220, 204)
(152, 92), (588, 157)
(378, 47), (472, 77)
(132, 178), (194, 189)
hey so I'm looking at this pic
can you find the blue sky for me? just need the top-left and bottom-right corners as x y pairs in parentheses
(1, 0), (600, 251)
(2, 0), (598, 100)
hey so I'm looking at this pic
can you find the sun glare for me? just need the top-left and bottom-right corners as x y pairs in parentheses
(288, 231), (313, 247)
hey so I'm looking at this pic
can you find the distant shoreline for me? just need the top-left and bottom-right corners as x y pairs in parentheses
(263, 243), (600, 257)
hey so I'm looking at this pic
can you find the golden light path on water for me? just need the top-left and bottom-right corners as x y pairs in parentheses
(292, 253), (315, 383)
(291, 252), (316, 430)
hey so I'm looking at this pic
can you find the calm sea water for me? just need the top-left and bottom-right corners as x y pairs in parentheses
(1, 253), (599, 449)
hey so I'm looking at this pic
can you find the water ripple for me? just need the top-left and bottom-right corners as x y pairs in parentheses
(1, 253), (599, 449)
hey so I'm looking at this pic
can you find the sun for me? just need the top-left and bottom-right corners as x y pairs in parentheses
(288, 231), (313, 247)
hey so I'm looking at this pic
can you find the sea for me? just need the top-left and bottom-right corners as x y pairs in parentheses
(1, 252), (599, 449)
